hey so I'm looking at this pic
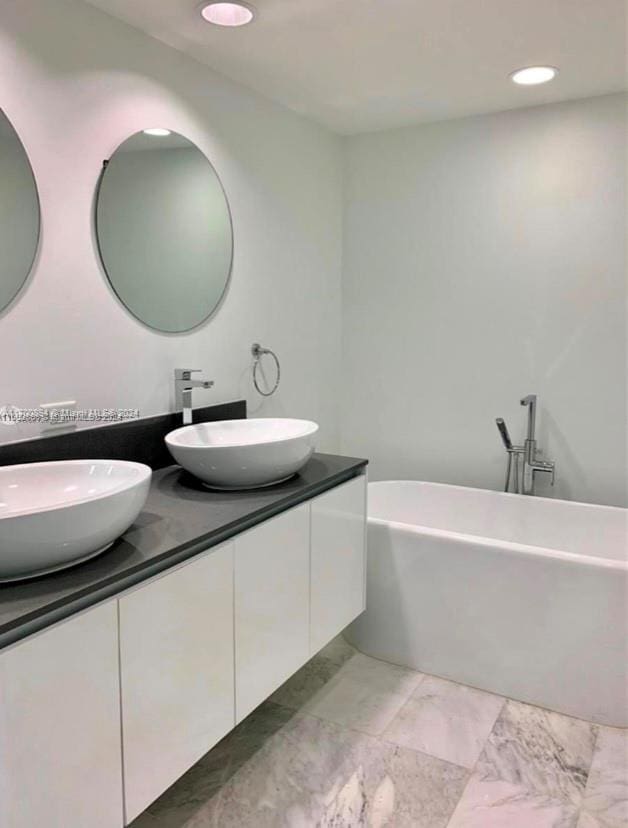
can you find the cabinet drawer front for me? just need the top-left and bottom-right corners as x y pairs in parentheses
(234, 504), (310, 722)
(0, 602), (122, 828)
(119, 545), (234, 823)
(310, 475), (367, 655)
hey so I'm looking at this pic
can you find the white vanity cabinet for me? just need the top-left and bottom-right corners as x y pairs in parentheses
(0, 471), (367, 827)
(310, 475), (367, 655)
(234, 503), (310, 722)
(118, 543), (235, 824)
(0, 602), (123, 828)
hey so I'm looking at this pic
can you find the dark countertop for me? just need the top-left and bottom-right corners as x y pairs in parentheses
(0, 452), (367, 650)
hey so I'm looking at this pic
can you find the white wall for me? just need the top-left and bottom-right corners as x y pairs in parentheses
(342, 94), (627, 507)
(0, 0), (343, 448)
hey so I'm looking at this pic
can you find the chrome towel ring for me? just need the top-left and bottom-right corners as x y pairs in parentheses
(251, 343), (281, 397)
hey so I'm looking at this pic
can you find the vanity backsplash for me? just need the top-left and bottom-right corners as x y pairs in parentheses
(0, 400), (246, 470)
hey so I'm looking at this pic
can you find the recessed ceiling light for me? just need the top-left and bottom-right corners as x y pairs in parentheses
(143, 128), (172, 137)
(510, 66), (558, 86)
(201, 1), (255, 26)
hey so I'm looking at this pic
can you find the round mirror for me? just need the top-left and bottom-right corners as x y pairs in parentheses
(95, 130), (233, 333)
(0, 109), (40, 313)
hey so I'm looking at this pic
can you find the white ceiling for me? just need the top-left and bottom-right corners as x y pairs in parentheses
(84, 0), (627, 134)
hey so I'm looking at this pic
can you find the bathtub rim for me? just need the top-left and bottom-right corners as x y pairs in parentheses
(369, 478), (627, 515)
(368, 480), (627, 572)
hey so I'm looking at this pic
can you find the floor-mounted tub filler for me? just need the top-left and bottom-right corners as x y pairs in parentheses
(345, 481), (628, 727)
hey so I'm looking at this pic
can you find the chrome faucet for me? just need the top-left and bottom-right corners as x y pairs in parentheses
(520, 394), (555, 495)
(496, 394), (555, 495)
(174, 369), (214, 425)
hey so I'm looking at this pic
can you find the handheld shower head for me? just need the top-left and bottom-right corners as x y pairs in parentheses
(495, 418), (513, 450)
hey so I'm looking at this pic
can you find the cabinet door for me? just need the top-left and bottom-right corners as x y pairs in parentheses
(310, 475), (367, 655)
(119, 544), (234, 824)
(0, 602), (122, 828)
(234, 504), (310, 722)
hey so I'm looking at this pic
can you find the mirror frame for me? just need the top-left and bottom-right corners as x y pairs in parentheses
(0, 108), (41, 315)
(94, 129), (234, 334)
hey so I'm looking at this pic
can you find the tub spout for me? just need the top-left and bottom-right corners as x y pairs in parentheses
(520, 394), (537, 443)
(518, 394), (555, 495)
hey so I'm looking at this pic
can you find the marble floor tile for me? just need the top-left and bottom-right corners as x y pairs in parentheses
(577, 726), (628, 828)
(301, 652), (423, 736)
(478, 700), (597, 807)
(130, 653), (609, 828)
(131, 701), (295, 828)
(383, 674), (505, 768)
(317, 634), (357, 666)
(270, 655), (345, 710)
(183, 713), (468, 828)
(447, 773), (580, 828)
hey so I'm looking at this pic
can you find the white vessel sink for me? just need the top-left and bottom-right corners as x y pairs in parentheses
(166, 418), (318, 490)
(0, 460), (152, 582)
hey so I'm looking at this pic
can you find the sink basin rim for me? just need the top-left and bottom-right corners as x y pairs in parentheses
(0, 459), (152, 521)
(166, 418), (319, 450)
(165, 417), (319, 489)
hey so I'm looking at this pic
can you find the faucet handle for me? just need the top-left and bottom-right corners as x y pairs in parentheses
(537, 460), (556, 486)
(175, 368), (202, 381)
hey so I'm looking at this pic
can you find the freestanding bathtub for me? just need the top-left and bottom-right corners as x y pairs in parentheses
(345, 481), (628, 727)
